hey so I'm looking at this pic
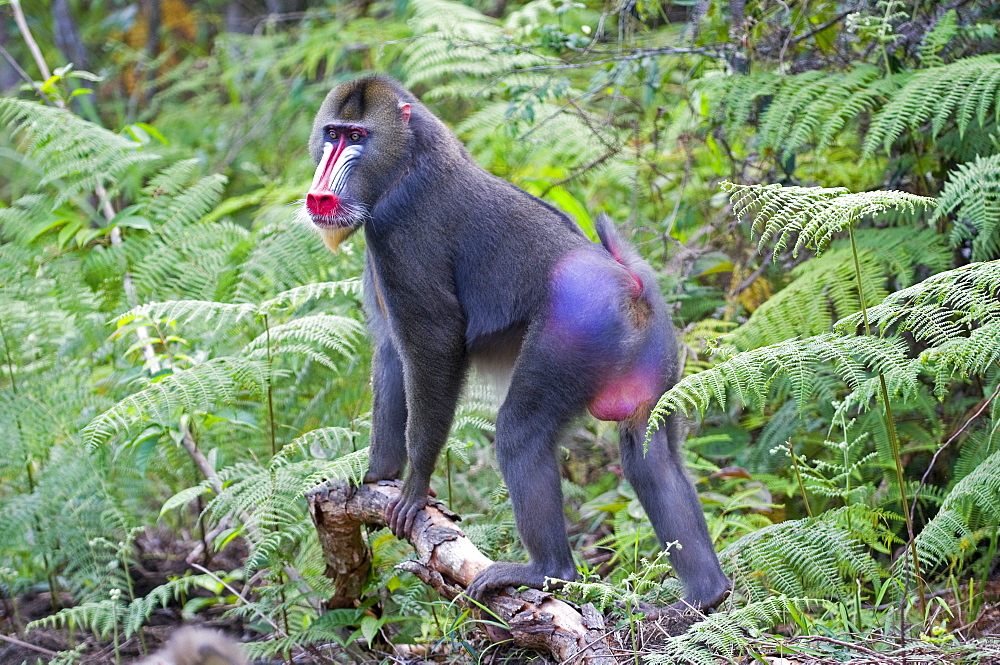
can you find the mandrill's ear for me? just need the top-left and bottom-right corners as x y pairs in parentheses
(399, 102), (411, 124)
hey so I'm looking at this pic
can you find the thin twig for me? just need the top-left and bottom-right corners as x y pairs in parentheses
(790, 10), (853, 44)
(731, 253), (773, 297)
(0, 44), (47, 100)
(910, 378), (1000, 526)
(0, 633), (59, 658)
(9, 0), (51, 81)
(188, 563), (293, 640)
(510, 45), (728, 75)
(787, 633), (882, 657)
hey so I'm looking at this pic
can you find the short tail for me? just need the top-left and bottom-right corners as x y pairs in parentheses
(595, 213), (647, 299)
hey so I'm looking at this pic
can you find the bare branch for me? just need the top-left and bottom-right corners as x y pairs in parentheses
(308, 481), (619, 665)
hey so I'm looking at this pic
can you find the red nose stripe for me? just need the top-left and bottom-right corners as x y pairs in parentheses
(307, 136), (347, 217)
(307, 192), (340, 216)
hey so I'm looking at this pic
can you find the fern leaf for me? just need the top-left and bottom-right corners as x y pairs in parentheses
(723, 182), (935, 258)
(83, 357), (270, 448)
(914, 448), (1000, 570)
(935, 154), (1000, 261)
(864, 55), (1000, 156)
(920, 10), (958, 68)
(0, 98), (161, 205)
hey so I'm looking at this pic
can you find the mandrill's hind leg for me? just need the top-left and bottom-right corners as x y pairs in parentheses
(465, 333), (597, 601)
(619, 411), (731, 611)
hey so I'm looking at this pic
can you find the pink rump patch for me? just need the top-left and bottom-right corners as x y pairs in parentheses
(588, 371), (657, 421)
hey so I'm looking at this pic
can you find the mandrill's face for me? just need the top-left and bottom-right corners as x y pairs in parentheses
(305, 77), (412, 251)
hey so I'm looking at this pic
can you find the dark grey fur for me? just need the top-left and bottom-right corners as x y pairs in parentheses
(308, 76), (730, 608)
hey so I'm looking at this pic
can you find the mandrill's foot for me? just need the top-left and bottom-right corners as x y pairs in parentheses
(363, 462), (402, 484)
(465, 561), (579, 604)
(680, 576), (732, 613)
(639, 580), (732, 621)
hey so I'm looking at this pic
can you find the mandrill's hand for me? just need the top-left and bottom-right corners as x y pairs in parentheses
(465, 562), (579, 603)
(385, 474), (432, 538)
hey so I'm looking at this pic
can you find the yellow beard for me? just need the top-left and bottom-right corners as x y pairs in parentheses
(318, 226), (357, 252)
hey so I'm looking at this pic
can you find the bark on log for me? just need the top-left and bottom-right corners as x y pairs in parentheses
(307, 480), (619, 664)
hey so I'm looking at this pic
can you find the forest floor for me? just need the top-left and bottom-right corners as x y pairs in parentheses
(2, 533), (999, 665)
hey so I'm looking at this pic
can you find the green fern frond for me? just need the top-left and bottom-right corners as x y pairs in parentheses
(836, 259), (1000, 390)
(919, 9), (958, 68)
(706, 66), (892, 157)
(83, 357), (270, 448)
(864, 55), (1000, 156)
(701, 71), (784, 138)
(148, 173), (228, 230)
(0, 98), (161, 205)
(914, 448), (1000, 570)
(116, 279), (361, 337)
(117, 299), (257, 330)
(723, 182), (935, 258)
(647, 596), (824, 665)
(658, 333), (911, 417)
(731, 228), (948, 349)
(280, 426), (361, 459)
(756, 66), (885, 158)
(935, 154), (1000, 261)
(28, 598), (126, 638)
(123, 574), (224, 636)
(203, 450), (369, 555)
(953, 415), (1000, 481)
(128, 218), (247, 301)
(232, 219), (341, 303)
(838, 260), (1000, 341)
(258, 279), (362, 313)
(720, 507), (885, 601)
(243, 314), (364, 371)
(403, 0), (554, 94)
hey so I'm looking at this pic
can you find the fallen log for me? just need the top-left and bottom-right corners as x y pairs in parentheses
(306, 480), (619, 664)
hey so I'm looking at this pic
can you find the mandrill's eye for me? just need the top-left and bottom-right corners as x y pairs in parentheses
(349, 131), (363, 142)
(327, 128), (339, 140)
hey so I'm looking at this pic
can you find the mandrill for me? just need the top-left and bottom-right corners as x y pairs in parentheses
(302, 75), (730, 610)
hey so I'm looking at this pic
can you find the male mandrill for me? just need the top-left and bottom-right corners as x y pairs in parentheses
(303, 75), (730, 609)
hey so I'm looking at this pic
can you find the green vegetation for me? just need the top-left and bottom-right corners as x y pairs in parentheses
(2, 0), (1000, 662)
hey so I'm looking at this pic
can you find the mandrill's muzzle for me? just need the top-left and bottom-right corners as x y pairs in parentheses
(306, 191), (340, 217)
(305, 141), (365, 251)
